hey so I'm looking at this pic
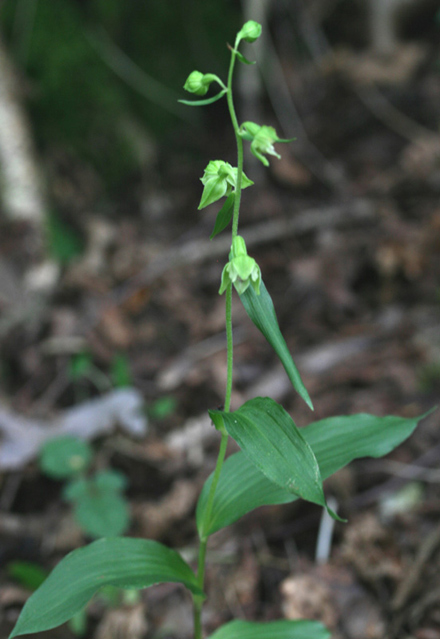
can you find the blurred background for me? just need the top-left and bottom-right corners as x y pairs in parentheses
(1, 1), (440, 638)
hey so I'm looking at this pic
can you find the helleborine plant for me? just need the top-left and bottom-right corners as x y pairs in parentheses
(10, 20), (430, 639)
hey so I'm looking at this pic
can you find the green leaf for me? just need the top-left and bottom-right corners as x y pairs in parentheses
(7, 562), (48, 592)
(197, 410), (428, 537)
(69, 352), (93, 381)
(111, 353), (132, 388)
(95, 469), (128, 492)
(10, 538), (202, 638)
(64, 471), (129, 537)
(210, 192), (235, 239)
(240, 280), (313, 410)
(209, 619), (330, 639)
(235, 51), (256, 65)
(73, 490), (130, 538)
(208, 398), (339, 526)
(178, 89), (227, 106)
(149, 395), (177, 420)
(40, 436), (92, 479)
(46, 211), (84, 265)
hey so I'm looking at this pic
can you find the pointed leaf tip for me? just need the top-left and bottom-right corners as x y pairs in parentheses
(240, 280), (313, 410)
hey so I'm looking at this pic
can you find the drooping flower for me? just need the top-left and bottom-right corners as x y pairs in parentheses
(219, 235), (261, 295)
(240, 122), (294, 167)
(198, 160), (253, 209)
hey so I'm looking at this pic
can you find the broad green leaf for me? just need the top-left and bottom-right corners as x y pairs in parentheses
(240, 281), (313, 410)
(40, 436), (92, 479)
(209, 619), (330, 639)
(178, 89), (227, 106)
(10, 538), (201, 638)
(73, 490), (129, 538)
(235, 51), (256, 65)
(210, 192), (235, 239)
(208, 398), (341, 527)
(198, 410), (428, 537)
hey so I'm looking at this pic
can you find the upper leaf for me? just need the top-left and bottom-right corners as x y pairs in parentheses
(209, 398), (341, 525)
(210, 192), (235, 240)
(10, 538), (201, 638)
(209, 619), (330, 639)
(197, 410), (428, 537)
(240, 280), (313, 410)
(235, 51), (256, 65)
(178, 89), (227, 107)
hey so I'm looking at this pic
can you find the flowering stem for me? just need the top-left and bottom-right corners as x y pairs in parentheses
(226, 44), (244, 241)
(193, 44), (246, 639)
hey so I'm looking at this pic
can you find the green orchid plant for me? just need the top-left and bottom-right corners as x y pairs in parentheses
(9, 20), (429, 639)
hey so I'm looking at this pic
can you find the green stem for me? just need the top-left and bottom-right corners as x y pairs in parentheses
(193, 429), (229, 638)
(226, 45), (244, 240)
(193, 42), (244, 639)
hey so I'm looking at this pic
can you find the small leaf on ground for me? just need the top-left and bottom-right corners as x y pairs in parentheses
(40, 436), (92, 479)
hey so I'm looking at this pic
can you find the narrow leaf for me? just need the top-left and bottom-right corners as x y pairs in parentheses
(240, 280), (313, 410)
(10, 538), (201, 638)
(178, 89), (227, 106)
(209, 398), (341, 524)
(198, 410), (428, 537)
(209, 619), (330, 639)
(210, 193), (235, 239)
(236, 51), (256, 65)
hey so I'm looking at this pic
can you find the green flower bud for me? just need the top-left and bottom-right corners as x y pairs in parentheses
(231, 235), (247, 258)
(183, 71), (220, 96)
(198, 161), (253, 209)
(237, 20), (262, 44)
(219, 235), (261, 296)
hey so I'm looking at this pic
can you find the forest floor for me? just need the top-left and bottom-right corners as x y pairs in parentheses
(1, 31), (440, 639)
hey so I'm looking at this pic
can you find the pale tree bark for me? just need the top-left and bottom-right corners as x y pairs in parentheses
(0, 31), (46, 224)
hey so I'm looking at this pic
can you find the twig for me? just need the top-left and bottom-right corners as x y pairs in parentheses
(111, 198), (373, 307)
(354, 83), (436, 143)
(391, 523), (440, 610)
(87, 28), (194, 122)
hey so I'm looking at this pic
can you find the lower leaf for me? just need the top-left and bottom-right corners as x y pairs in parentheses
(208, 619), (330, 639)
(10, 538), (201, 638)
